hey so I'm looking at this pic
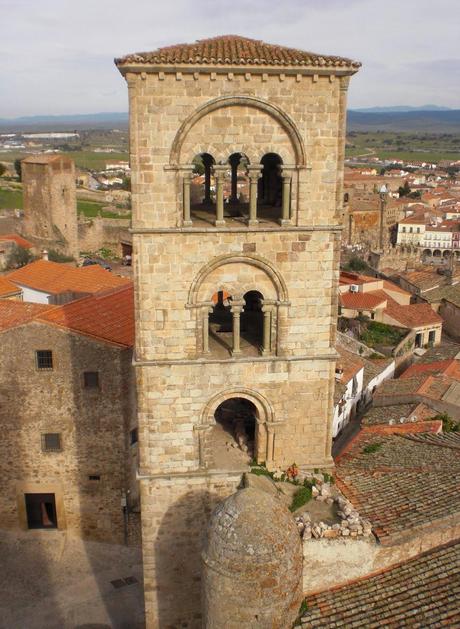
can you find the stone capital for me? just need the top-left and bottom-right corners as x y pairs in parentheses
(213, 165), (228, 180)
(178, 164), (195, 178)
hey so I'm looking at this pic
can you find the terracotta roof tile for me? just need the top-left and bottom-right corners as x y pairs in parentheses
(0, 233), (33, 249)
(7, 260), (131, 296)
(335, 427), (460, 543)
(0, 300), (54, 330)
(37, 285), (134, 347)
(340, 291), (387, 310)
(302, 541), (460, 628)
(115, 35), (361, 69)
(0, 277), (22, 298)
(362, 402), (437, 426)
(401, 359), (460, 381)
(384, 296), (442, 328)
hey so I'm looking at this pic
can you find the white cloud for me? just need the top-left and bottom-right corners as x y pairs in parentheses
(1, 0), (459, 116)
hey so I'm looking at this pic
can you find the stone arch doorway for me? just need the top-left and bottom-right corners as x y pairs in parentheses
(200, 389), (274, 469)
(207, 398), (258, 470)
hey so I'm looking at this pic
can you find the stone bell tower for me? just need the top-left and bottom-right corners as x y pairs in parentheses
(116, 35), (360, 628)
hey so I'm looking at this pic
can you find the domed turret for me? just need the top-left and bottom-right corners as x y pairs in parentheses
(202, 475), (303, 628)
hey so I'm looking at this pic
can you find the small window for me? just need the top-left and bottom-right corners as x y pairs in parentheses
(83, 371), (99, 388)
(42, 433), (62, 452)
(130, 428), (138, 445)
(88, 474), (101, 481)
(25, 493), (57, 529)
(36, 350), (53, 370)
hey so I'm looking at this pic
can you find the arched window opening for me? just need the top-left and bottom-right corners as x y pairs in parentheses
(209, 398), (257, 469)
(189, 153), (216, 223)
(208, 290), (234, 355)
(227, 153), (250, 217)
(241, 290), (264, 351)
(205, 289), (274, 358)
(344, 192), (349, 204)
(258, 153), (283, 219)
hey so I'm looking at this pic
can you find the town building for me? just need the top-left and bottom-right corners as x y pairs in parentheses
(0, 285), (139, 543)
(339, 271), (443, 348)
(115, 34), (360, 628)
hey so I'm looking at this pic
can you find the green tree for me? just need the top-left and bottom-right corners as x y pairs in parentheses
(14, 158), (22, 181)
(398, 181), (411, 197)
(6, 244), (34, 269)
(344, 256), (368, 272)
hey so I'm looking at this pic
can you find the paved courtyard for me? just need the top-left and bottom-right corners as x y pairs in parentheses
(0, 529), (145, 629)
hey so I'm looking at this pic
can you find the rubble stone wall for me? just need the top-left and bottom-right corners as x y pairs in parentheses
(0, 322), (136, 543)
(303, 513), (460, 594)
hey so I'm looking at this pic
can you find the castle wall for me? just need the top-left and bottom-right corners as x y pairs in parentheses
(22, 157), (78, 258)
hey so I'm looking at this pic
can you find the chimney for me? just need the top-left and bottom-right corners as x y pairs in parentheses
(42, 250), (49, 261)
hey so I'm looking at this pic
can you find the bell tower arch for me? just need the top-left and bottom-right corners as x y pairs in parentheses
(116, 34), (360, 628)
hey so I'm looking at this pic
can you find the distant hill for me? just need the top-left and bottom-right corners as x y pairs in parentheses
(352, 105), (452, 113)
(347, 110), (460, 133)
(1, 108), (460, 135)
(0, 112), (129, 132)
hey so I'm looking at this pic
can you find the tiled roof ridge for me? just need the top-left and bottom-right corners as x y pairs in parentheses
(303, 538), (460, 600)
(334, 421), (442, 464)
(0, 300), (58, 332)
(115, 35), (361, 69)
(402, 432), (460, 450)
(36, 283), (134, 348)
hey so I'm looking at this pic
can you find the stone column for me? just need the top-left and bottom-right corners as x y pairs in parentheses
(231, 304), (243, 355)
(202, 304), (213, 354)
(280, 168), (293, 226)
(181, 167), (194, 226)
(261, 305), (272, 355)
(213, 165), (227, 227)
(202, 154), (214, 204)
(247, 166), (262, 226)
(266, 427), (275, 465)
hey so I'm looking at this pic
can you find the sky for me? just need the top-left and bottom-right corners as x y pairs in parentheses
(1, 0), (459, 117)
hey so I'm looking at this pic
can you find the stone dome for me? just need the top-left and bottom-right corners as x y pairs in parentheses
(202, 475), (303, 628)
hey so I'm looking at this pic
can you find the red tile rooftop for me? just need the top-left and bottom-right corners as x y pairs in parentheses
(302, 540), (460, 628)
(0, 233), (33, 249)
(0, 277), (22, 298)
(38, 285), (134, 347)
(7, 259), (131, 296)
(400, 359), (460, 381)
(335, 425), (459, 544)
(384, 298), (442, 328)
(0, 300), (54, 330)
(340, 291), (387, 310)
(115, 35), (361, 69)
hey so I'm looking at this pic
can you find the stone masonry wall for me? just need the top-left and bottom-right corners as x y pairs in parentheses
(127, 72), (346, 229)
(123, 58), (354, 628)
(0, 322), (135, 543)
(22, 157), (79, 258)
